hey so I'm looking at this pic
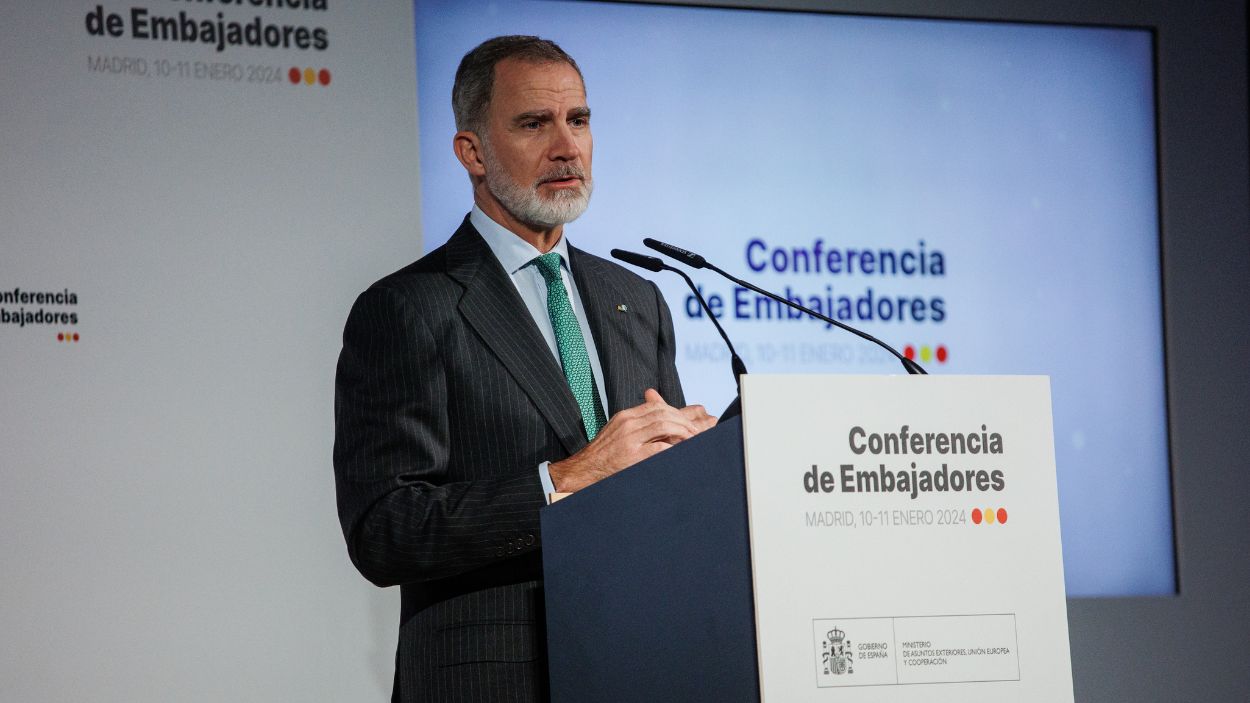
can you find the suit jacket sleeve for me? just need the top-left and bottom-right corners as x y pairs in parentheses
(333, 285), (545, 587)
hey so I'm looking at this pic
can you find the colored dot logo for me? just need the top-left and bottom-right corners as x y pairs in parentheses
(289, 67), (331, 86)
(971, 507), (1008, 525)
(56, 332), (80, 343)
(903, 344), (948, 364)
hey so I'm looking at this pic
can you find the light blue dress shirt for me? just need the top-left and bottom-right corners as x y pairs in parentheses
(470, 206), (610, 498)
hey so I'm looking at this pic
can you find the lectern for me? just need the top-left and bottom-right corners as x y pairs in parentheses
(541, 416), (758, 702)
(543, 375), (1074, 703)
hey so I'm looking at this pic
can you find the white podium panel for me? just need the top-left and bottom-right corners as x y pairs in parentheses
(741, 375), (1072, 702)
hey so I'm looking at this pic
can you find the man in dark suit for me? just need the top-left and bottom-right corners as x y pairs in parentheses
(333, 36), (715, 701)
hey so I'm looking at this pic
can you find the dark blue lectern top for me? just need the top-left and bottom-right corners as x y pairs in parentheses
(541, 416), (760, 702)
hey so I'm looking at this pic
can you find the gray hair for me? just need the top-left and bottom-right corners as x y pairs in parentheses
(452, 35), (584, 137)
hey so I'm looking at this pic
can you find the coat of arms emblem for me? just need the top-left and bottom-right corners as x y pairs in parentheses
(821, 627), (854, 675)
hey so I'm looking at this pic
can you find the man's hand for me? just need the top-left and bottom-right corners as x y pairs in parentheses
(548, 389), (717, 493)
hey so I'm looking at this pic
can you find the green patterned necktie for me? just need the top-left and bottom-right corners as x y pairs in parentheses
(531, 252), (607, 440)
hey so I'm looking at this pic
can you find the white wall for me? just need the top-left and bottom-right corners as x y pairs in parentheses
(0, 2), (419, 699)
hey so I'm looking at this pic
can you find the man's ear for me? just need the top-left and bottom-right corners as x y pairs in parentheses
(453, 130), (487, 178)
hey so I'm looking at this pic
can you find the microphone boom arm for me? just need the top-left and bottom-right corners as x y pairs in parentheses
(671, 266), (748, 388)
(706, 261), (926, 375)
(642, 238), (925, 375)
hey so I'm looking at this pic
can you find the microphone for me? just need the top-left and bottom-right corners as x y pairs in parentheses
(639, 238), (707, 269)
(609, 248), (665, 273)
(642, 238), (926, 375)
(611, 249), (748, 415)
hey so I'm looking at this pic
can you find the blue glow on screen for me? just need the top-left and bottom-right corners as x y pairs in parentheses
(413, 0), (1174, 597)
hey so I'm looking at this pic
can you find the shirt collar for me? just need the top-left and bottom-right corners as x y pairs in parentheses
(471, 205), (573, 276)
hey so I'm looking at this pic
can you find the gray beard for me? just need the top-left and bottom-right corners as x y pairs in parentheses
(482, 144), (593, 230)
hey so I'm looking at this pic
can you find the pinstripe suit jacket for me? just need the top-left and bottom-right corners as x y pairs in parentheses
(334, 217), (685, 702)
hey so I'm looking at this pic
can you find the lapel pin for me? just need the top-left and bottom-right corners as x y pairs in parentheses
(616, 304), (629, 313)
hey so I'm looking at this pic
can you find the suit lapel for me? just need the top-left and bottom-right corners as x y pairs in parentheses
(570, 247), (642, 416)
(445, 219), (588, 455)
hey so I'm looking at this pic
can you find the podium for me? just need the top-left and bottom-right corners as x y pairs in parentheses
(541, 375), (1074, 702)
(542, 417), (757, 702)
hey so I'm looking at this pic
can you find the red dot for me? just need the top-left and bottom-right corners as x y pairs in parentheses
(904, 345), (915, 360)
(936, 345), (948, 363)
(318, 68), (331, 86)
(57, 332), (64, 341)
(288, 67), (301, 84)
(997, 508), (1008, 524)
(73, 333), (80, 342)
(971, 508), (982, 524)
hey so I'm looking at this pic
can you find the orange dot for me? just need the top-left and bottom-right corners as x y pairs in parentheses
(971, 508), (982, 524)
(318, 68), (331, 86)
(303, 67), (315, 85)
(984, 507), (996, 524)
(997, 508), (1008, 524)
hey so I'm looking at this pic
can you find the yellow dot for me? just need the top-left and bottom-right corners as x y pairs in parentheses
(984, 507), (996, 524)
(303, 67), (316, 85)
(920, 345), (933, 362)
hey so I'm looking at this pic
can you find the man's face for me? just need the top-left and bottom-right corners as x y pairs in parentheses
(477, 58), (593, 231)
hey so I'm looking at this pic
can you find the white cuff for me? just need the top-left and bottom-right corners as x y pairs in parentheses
(538, 461), (556, 503)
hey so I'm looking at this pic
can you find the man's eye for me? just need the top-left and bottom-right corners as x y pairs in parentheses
(521, 121), (541, 130)
(570, 117), (588, 127)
